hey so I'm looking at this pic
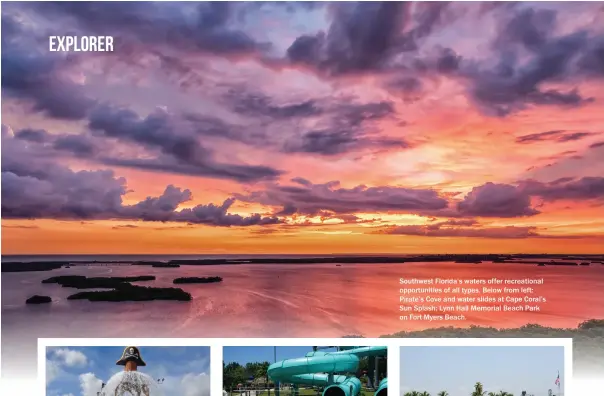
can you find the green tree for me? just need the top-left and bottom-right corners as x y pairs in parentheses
(472, 382), (486, 396)
(438, 392), (449, 396)
(223, 361), (246, 389)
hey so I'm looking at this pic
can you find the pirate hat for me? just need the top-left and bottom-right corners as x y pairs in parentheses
(116, 346), (146, 366)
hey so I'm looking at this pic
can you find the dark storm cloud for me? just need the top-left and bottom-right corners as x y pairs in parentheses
(87, 105), (282, 182)
(31, 2), (268, 56)
(516, 130), (597, 144)
(457, 182), (540, 217)
(1, 133), (279, 226)
(1, 14), (97, 120)
(236, 178), (449, 216)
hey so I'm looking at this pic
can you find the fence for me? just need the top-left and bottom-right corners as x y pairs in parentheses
(227, 386), (377, 396)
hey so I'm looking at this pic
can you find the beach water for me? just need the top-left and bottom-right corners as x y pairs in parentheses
(2, 261), (604, 377)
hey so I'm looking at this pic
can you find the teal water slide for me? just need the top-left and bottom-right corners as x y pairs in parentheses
(267, 347), (388, 396)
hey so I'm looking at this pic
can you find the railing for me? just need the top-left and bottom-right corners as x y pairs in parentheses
(226, 386), (377, 396)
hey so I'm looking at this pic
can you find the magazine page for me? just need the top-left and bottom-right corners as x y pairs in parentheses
(1, 1), (602, 396)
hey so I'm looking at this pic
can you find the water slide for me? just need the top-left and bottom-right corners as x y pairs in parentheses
(267, 346), (388, 396)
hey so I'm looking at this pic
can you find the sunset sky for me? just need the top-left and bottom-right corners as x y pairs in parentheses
(2, 2), (604, 254)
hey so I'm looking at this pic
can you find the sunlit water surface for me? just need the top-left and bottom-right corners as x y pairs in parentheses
(3, 262), (604, 377)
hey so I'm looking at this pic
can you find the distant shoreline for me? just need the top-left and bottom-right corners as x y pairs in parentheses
(2, 254), (603, 272)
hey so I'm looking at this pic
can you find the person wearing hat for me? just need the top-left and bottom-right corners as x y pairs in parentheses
(116, 346), (147, 372)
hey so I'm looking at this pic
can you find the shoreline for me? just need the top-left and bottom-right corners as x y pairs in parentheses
(2, 253), (604, 272)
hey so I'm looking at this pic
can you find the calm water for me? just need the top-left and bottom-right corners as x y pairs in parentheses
(2, 261), (604, 377)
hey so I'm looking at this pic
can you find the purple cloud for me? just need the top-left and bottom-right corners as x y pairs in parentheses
(458, 182), (540, 217)
(1, 130), (280, 226)
(521, 177), (604, 201)
(236, 178), (449, 216)
(1, 14), (97, 120)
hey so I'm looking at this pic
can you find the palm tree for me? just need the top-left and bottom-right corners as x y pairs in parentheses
(472, 382), (486, 396)
(404, 392), (422, 396)
(419, 392), (431, 396)
(437, 392), (449, 396)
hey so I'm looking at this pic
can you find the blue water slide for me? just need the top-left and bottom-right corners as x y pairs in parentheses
(375, 378), (388, 396)
(267, 347), (387, 396)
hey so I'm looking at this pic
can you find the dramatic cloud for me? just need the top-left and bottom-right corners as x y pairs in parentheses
(458, 182), (540, 217)
(1, 169), (279, 226)
(1, 14), (97, 119)
(287, 100), (406, 156)
(1, 131), (280, 225)
(285, 2), (453, 76)
(521, 177), (604, 201)
(222, 87), (323, 119)
(237, 177), (449, 216)
(462, 6), (598, 116)
(287, 2), (410, 75)
(86, 106), (282, 182)
(2, 2), (604, 249)
(516, 130), (597, 144)
(222, 87), (406, 156)
(27, 2), (269, 57)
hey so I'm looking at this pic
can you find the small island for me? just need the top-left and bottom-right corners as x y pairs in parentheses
(26, 295), (52, 304)
(173, 276), (223, 284)
(42, 275), (155, 289)
(67, 284), (191, 302)
(2, 262), (66, 272)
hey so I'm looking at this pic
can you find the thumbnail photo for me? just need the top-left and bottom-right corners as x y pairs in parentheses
(45, 345), (210, 396)
(400, 345), (565, 396)
(223, 346), (388, 396)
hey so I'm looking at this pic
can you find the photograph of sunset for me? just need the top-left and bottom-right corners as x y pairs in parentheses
(2, 1), (603, 254)
(1, 1), (603, 391)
